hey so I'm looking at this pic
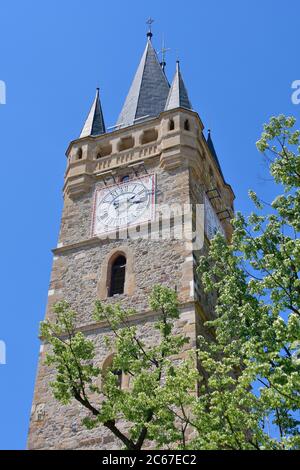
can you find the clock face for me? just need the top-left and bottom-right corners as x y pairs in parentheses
(92, 174), (155, 235)
(204, 195), (226, 240)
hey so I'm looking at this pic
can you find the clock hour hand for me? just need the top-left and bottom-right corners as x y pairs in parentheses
(128, 192), (148, 204)
(131, 197), (147, 204)
(114, 194), (135, 207)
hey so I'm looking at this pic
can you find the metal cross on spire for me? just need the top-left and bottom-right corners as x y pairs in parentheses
(146, 17), (154, 39)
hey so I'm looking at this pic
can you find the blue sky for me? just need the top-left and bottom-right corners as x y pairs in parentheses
(0, 0), (299, 449)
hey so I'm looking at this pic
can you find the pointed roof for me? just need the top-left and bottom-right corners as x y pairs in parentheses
(207, 130), (224, 177)
(164, 61), (192, 111)
(80, 88), (106, 138)
(116, 38), (170, 128)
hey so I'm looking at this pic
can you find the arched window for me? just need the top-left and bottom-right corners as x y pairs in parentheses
(97, 247), (135, 300)
(112, 369), (122, 388)
(169, 119), (175, 131)
(109, 255), (126, 296)
(184, 119), (190, 131)
(121, 175), (130, 183)
(77, 148), (83, 160)
(102, 354), (122, 389)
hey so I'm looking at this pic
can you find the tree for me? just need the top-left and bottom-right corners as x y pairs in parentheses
(42, 115), (300, 450)
(40, 285), (198, 450)
(191, 115), (300, 449)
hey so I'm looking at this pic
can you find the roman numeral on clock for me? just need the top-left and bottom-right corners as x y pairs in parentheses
(93, 175), (155, 235)
(100, 212), (108, 220)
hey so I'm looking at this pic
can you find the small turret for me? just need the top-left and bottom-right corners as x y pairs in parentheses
(164, 60), (192, 111)
(79, 88), (106, 138)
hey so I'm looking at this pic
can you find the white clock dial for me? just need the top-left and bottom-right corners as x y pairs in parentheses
(92, 175), (155, 235)
(204, 194), (226, 240)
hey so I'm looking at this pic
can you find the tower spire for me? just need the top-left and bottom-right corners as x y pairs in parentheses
(116, 34), (170, 128)
(80, 88), (106, 138)
(164, 60), (192, 111)
(207, 129), (223, 177)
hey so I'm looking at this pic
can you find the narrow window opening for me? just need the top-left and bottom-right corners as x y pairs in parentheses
(102, 354), (123, 389)
(121, 175), (130, 183)
(109, 255), (126, 296)
(77, 148), (83, 160)
(112, 369), (122, 388)
(169, 119), (175, 131)
(184, 119), (190, 131)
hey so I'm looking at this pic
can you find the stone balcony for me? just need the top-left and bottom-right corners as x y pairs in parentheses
(63, 108), (203, 198)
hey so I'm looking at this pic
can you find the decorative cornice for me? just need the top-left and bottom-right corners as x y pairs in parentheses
(40, 300), (198, 342)
(52, 236), (102, 255)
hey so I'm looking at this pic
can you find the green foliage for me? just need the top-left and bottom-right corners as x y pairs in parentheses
(41, 302), (101, 404)
(194, 115), (300, 449)
(41, 286), (197, 450)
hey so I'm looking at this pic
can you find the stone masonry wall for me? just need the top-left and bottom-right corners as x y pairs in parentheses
(28, 159), (197, 449)
(28, 107), (234, 449)
(28, 304), (197, 450)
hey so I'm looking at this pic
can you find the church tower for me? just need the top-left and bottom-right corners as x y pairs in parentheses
(28, 29), (235, 449)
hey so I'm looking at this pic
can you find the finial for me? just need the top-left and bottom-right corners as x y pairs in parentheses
(160, 35), (170, 72)
(146, 17), (154, 39)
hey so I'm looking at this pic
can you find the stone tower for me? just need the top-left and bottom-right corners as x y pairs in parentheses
(28, 32), (235, 450)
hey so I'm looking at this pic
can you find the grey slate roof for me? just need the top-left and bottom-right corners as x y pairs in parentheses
(116, 39), (170, 128)
(207, 130), (224, 178)
(165, 61), (192, 111)
(80, 88), (106, 138)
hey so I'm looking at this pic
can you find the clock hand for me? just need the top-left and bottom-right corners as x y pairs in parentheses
(115, 194), (135, 206)
(112, 194), (148, 214)
(131, 198), (147, 204)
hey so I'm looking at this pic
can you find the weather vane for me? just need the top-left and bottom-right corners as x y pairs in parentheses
(146, 17), (154, 38)
(160, 35), (171, 72)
